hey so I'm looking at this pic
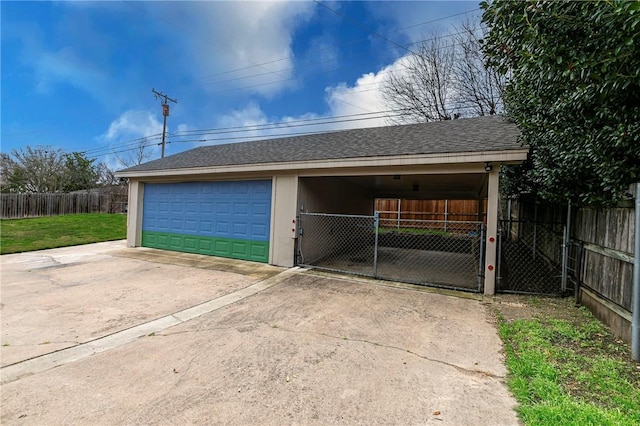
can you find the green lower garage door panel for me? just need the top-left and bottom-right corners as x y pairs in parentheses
(142, 180), (272, 263)
(141, 231), (269, 263)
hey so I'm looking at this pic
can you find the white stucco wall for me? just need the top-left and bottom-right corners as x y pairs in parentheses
(269, 175), (299, 267)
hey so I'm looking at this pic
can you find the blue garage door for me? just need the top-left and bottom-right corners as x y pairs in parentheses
(141, 180), (272, 263)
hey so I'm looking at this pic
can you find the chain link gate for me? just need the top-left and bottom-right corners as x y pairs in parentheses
(497, 220), (564, 295)
(297, 212), (485, 292)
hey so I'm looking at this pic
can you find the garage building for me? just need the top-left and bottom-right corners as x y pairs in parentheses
(116, 116), (528, 295)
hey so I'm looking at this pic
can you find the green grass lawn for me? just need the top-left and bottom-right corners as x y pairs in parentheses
(495, 297), (640, 425)
(0, 213), (127, 254)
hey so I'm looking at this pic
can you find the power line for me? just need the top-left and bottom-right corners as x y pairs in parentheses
(183, 29), (479, 96)
(183, 7), (480, 87)
(79, 110), (399, 159)
(5, 6), (486, 157)
(82, 93), (501, 160)
(3, 10), (481, 140)
(89, 104), (496, 162)
(165, 106), (487, 146)
(313, 0), (417, 56)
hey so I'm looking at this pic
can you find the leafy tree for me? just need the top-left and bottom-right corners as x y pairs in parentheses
(2, 146), (103, 193)
(62, 152), (99, 192)
(481, 0), (640, 204)
(0, 153), (17, 192)
(7, 146), (66, 193)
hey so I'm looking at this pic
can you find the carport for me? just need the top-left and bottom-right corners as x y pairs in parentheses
(297, 173), (490, 292)
(116, 115), (528, 295)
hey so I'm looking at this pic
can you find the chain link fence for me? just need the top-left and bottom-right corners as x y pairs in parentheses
(497, 220), (564, 295)
(297, 213), (376, 277)
(297, 213), (484, 292)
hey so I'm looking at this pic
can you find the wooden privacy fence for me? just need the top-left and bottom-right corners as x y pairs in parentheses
(1, 192), (128, 219)
(510, 198), (635, 342)
(376, 198), (487, 228)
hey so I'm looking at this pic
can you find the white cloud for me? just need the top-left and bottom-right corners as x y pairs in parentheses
(167, 1), (316, 97)
(103, 110), (163, 142)
(325, 72), (387, 128)
(99, 110), (170, 169)
(206, 53), (425, 143)
(322, 55), (420, 130)
(209, 103), (324, 144)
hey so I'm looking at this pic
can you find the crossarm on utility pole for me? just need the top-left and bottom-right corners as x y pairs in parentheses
(152, 88), (177, 158)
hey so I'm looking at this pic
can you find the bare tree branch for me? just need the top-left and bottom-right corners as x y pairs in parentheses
(114, 138), (154, 168)
(452, 20), (505, 117)
(382, 33), (455, 124)
(382, 21), (504, 124)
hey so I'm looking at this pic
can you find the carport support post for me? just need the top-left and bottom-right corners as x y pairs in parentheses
(484, 168), (500, 296)
(127, 179), (144, 247)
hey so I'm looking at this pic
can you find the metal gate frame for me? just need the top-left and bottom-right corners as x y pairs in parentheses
(496, 219), (567, 295)
(297, 212), (485, 293)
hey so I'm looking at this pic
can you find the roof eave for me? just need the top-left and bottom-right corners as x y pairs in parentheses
(115, 148), (529, 179)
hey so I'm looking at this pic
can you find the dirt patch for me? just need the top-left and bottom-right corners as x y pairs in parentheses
(489, 294), (580, 323)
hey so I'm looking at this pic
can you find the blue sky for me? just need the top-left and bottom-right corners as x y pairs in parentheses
(1, 1), (480, 169)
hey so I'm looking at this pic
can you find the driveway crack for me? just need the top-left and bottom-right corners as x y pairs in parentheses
(261, 322), (505, 379)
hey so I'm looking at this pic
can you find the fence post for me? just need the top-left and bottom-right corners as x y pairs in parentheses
(444, 199), (449, 233)
(479, 224), (486, 290)
(533, 202), (538, 259)
(495, 225), (501, 291)
(561, 200), (572, 294)
(632, 182), (639, 362)
(397, 199), (401, 229)
(507, 199), (512, 241)
(373, 211), (379, 277)
(574, 242), (583, 306)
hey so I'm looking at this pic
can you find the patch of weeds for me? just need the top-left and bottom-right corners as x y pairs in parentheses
(495, 296), (640, 425)
(2, 343), (9, 347)
(526, 297), (545, 308)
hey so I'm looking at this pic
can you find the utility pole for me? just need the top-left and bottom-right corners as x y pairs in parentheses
(152, 88), (177, 158)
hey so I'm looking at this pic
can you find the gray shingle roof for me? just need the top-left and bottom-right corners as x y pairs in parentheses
(119, 115), (522, 174)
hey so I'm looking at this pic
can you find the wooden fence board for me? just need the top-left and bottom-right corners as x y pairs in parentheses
(1, 190), (128, 219)
(512, 199), (634, 313)
(375, 198), (487, 223)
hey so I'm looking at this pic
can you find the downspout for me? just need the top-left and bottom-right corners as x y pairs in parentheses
(632, 182), (640, 362)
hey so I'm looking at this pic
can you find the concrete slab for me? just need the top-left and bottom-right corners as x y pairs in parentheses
(1, 243), (519, 425)
(0, 241), (283, 366)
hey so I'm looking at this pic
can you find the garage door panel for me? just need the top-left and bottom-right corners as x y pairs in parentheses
(231, 242), (248, 256)
(142, 180), (271, 262)
(216, 202), (230, 214)
(183, 236), (197, 249)
(250, 243), (268, 259)
(198, 239), (213, 253)
(252, 224), (268, 239)
(233, 223), (247, 237)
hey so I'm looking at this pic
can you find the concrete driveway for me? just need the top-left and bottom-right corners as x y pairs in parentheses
(1, 242), (519, 425)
